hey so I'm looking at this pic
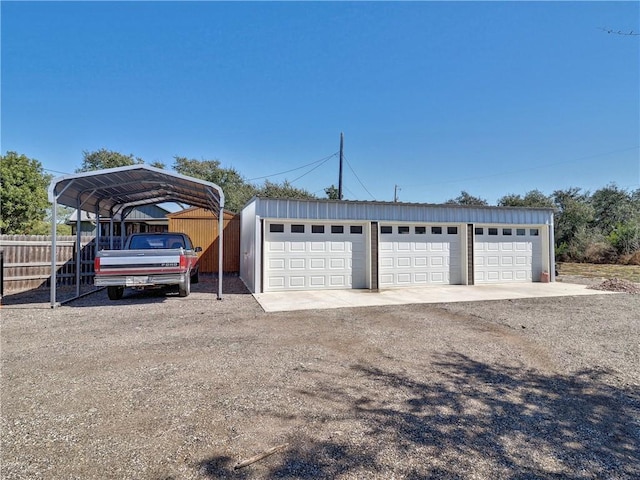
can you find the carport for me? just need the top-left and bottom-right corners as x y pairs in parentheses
(48, 165), (225, 308)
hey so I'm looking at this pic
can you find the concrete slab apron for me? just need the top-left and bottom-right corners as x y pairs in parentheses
(253, 283), (617, 313)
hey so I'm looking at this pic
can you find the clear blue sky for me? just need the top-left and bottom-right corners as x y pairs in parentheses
(2, 1), (639, 204)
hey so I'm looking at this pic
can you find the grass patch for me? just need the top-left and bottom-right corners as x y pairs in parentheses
(558, 262), (640, 283)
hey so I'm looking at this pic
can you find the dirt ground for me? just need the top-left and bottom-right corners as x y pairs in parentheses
(1, 276), (639, 479)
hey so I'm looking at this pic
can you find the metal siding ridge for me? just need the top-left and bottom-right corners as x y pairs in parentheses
(251, 198), (552, 225)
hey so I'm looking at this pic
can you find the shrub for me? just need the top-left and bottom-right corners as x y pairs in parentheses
(583, 242), (618, 264)
(624, 251), (640, 266)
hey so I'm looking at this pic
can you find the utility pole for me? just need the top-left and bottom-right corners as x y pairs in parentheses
(338, 132), (344, 200)
(394, 184), (401, 202)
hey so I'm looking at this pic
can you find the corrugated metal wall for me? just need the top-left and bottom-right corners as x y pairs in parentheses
(168, 208), (240, 273)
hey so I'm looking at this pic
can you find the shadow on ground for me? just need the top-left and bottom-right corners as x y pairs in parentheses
(1, 274), (250, 308)
(198, 353), (639, 479)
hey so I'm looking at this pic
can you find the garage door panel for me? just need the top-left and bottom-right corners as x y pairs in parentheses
(265, 222), (367, 291)
(398, 257), (411, 267)
(310, 258), (325, 269)
(269, 276), (285, 288)
(380, 257), (394, 268)
(330, 242), (346, 252)
(379, 224), (462, 286)
(269, 242), (285, 252)
(289, 258), (305, 269)
(414, 257), (427, 267)
(475, 228), (542, 284)
(310, 242), (326, 252)
(269, 258), (285, 270)
(431, 272), (445, 282)
(330, 258), (346, 269)
(414, 273), (427, 283)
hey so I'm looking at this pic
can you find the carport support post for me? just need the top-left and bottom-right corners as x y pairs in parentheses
(549, 219), (555, 282)
(50, 198), (58, 308)
(218, 208), (223, 300)
(75, 204), (82, 297)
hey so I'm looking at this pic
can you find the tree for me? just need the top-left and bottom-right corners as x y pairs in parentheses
(173, 156), (257, 212)
(325, 185), (340, 200)
(498, 189), (554, 208)
(0, 151), (52, 234)
(76, 148), (143, 172)
(445, 191), (488, 206)
(45, 205), (73, 235)
(257, 180), (316, 200)
(552, 187), (595, 249)
(589, 184), (636, 235)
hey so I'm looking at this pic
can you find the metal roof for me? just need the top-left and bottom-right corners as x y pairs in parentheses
(48, 165), (224, 217)
(47, 165), (226, 306)
(247, 197), (554, 225)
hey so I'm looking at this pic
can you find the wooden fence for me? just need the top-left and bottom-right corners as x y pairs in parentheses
(0, 235), (118, 293)
(0, 228), (241, 294)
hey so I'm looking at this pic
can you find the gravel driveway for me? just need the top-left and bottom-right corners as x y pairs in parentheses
(1, 276), (639, 479)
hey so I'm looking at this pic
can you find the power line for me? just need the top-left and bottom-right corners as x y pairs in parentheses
(344, 155), (376, 200)
(44, 168), (72, 175)
(289, 155), (335, 184)
(247, 152), (338, 181)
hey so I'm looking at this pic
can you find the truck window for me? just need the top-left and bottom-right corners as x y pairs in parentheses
(168, 238), (185, 249)
(129, 236), (152, 249)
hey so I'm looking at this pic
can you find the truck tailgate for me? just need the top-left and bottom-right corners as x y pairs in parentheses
(96, 249), (184, 275)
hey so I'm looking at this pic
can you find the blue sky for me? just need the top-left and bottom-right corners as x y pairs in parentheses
(2, 1), (639, 205)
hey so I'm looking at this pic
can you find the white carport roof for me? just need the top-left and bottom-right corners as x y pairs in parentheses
(48, 165), (226, 307)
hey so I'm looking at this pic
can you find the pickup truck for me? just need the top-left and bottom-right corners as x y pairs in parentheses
(94, 232), (202, 300)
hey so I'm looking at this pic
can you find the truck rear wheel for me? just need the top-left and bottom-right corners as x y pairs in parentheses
(107, 286), (124, 300)
(178, 275), (191, 297)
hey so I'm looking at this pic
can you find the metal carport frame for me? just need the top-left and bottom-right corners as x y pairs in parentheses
(48, 165), (225, 308)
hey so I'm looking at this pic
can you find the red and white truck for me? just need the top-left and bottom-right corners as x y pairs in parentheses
(94, 232), (202, 300)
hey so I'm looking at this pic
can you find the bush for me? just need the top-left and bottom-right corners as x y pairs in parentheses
(583, 242), (618, 264)
(623, 251), (640, 266)
(607, 223), (640, 256)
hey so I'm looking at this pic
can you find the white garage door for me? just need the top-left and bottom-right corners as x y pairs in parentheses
(474, 226), (543, 283)
(264, 221), (367, 292)
(379, 224), (462, 287)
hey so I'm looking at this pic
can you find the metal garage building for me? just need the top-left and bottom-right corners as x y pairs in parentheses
(240, 197), (555, 293)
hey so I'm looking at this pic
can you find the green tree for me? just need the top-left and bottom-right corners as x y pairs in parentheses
(76, 148), (143, 172)
(552, 187), (595, 250)
(0, 151), (52, 234)
(173, 157), (257, 212)
(445, 191), (488, 206)
(325, 185), (340, 200)
(257, 180), (316, 200)
(608, 222), (640, 256)
(589, 184), (636, 235)
(45, 205), (73, 235)
(498, 189), (555, 208)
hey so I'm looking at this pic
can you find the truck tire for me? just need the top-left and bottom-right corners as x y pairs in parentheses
(107, 286), (124, 300)
(178, 275), (191, 297)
